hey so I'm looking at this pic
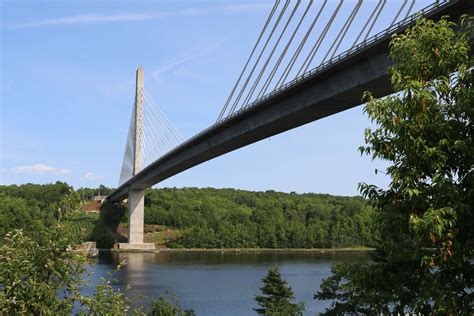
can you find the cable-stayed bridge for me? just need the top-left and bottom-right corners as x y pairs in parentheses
(107, 0), (472, 248)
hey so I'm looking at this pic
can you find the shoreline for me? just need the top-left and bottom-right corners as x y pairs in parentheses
(104, 246), (374, 254)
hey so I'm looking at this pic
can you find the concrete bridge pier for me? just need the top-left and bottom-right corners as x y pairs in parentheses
(118, 189), (154, 250)
(127, 189), (144, 244)
(118, 66), (155, 251)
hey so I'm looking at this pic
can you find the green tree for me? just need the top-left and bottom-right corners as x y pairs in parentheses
(148, 293), (195, 316)
(78, 262), (137, 315)
(316, 17), (473, 314)
(0, 194), (46, 240)
(55, 188), (80, 221)
(0, 228), (86, 314)
(0, 199), (135, 315)
(254, 266), (304, 315)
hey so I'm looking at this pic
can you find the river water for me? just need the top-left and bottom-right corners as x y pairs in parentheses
(85, 251), (369, 315)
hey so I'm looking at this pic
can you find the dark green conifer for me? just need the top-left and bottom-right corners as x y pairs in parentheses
(254, 266), (304, 315)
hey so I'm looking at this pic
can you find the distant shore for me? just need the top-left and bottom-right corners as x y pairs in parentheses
(107, 246), (374, 253)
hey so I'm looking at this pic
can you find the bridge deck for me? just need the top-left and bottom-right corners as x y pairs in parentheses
(108, 0), (472, 202)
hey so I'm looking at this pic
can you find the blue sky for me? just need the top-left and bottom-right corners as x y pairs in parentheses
(1, 0), (433, 195)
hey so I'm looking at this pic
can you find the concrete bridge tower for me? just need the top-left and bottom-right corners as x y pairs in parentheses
(121, 66), (154, 250)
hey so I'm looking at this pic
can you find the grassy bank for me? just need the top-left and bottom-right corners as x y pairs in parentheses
(156, 246), (374, 253)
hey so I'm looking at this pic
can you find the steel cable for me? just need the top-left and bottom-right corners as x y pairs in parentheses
(363, 0), (386, 41)
(241, 0), (299, 108)
(143, 110), (168, 157)
(147, 105), (181, 147)
(228, 0), (290, 116)
(390, 0), (408, 27)
(352, 0), (382, 47)
(325, 0), (363, 62)
(143, 99), (176, 153)
(144, 91), (184, 142)
(405, 0), (416, 18)
(275, 0), (326, 89)
(143, 109), (168, 159)
(119, 105), (136, 185)
(144, 95), (183, 148)
(141, 124), (156, 167)
(143, 107), (175, 157)
(216, 1), (280, 122)
(257, 0), (311, 99)
(145, 103), (180, 151)
(142, 106), (162, 160)
(298, 0), (343, 76)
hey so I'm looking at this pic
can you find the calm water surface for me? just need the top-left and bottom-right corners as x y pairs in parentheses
(85, 251), (369, 315)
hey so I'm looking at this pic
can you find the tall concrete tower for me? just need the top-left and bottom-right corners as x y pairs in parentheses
(122, 66), (154, 249)
(133, 66), (144, 175)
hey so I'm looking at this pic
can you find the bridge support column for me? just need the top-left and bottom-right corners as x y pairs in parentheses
(127, 189), (144, 244)
(118, 189), (154, 250)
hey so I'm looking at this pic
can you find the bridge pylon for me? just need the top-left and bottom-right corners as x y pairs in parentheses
(119, 66), (155, 250)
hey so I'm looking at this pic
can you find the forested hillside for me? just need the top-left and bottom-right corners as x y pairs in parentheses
(0, 182), (98, 242)
(0, 183), (377, 248)
(0, 182), (70, 238)
(144, 188), (377, 248)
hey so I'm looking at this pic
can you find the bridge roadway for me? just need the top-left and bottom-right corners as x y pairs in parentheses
(108, 0), (472, 202)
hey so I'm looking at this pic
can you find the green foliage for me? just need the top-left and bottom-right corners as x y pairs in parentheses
(0, 228), (86, 314)
(78, 262), (138, 315)
(0, 181), (71, 211)
(0, 191), (196, 315)
(0, 226), (144, 315)
(76, 185), (115, 201)
(0, 182), (71, 240)
(0, 194), (51, 240)
(254, 266), (304, 315)
(316, 17), (474, 314)
(0, 190), (139, 315)
(148, 293), (195, 316)
(0, 184), (376, 249)
(144, 188), (376, 249)
(55, 188), (81, 221)
(0, 183), (100, 243)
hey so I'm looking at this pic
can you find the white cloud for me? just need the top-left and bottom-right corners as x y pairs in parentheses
(152, 39), (226, 82)
(8, 4), (271, 29)
(83, 172), (105, 180)
(9, 164), (71, 175)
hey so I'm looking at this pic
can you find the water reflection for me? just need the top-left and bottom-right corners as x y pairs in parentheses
(87, 251), (369, 315)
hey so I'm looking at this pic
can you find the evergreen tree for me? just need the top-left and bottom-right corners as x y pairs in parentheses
(148, 294), (195, 316)
(254, 266), (304, 315)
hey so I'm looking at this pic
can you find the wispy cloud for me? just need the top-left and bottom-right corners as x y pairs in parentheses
(152, 39), (226, 82)
(103, 80), (134, 97)
(83, 172), (104, 180)
(8, 4), (271, 29)
(8, 164), (71, 175)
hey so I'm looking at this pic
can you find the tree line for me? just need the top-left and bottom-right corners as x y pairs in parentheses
(0, 182), (377, 249)
(0, 181), (71, 239)
(144, 187), (376, 248)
